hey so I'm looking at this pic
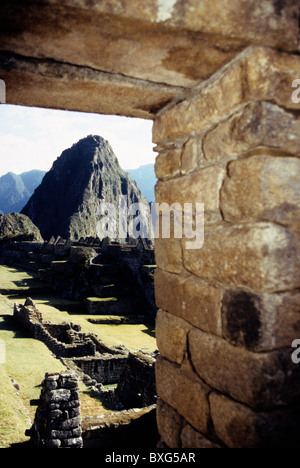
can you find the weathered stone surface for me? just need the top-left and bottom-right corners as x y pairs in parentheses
(156, 355), (210, 434)
(181, 136), (205, 175)
(153, 56), (244, 142)
(155, 166), (225, 222)
(50, 416), (81, 431)
(48, 389), (71, 402)
(155, 310), (191, 364)
(246, 47), (300, 108)
(222, 289), (300, 351)
(155, 148), (182, 180)
(62, 437), (83, 448)
(183, 221), (300, 292)
(29, 372), (83, 448)
(180, 424), (220, 449)
(154, 269), (222, 335)
(0, 6), (245, 89)
(189, 328), (300, 410)
(203, 102), (300, 163)
(1, 0), (298, 116)
(153, 47), (300, 142)
(154, 237), (185, 275)
(210, 392), (300, 448)
(0, 52), (181, 120)
(220, 154), (300, 230)
(16, 0), (296, 50)
(156, 398), (184, 448)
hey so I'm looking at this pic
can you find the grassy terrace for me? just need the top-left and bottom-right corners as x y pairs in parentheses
(0, 265), (156, 448)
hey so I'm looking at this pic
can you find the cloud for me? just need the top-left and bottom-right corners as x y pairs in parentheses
(0, 105), (155, 176)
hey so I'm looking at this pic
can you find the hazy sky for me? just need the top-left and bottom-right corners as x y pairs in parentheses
(0, 104), (155, 177)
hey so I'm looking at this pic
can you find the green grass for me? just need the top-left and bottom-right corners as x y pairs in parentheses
(0, 264), (157, 446)
(0, 294), (67, 447)
(0, 365), (31, 448)
(0, 265), (157, 351)
(10, 295), (156, 352)
(0, 265), (44, 293)
(0, 265), (150, 447)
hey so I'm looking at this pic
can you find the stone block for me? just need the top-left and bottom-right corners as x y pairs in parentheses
(153, 56), (244, 142)
(154, 237), (185, 275)
(155, 166), (225, 222)
(183, 221), (300, 292)
(220, 154), (300, 230)
(155, 310), (192, 364)
(189, 328), (300, 410)
(154, 269), (222, 336)
(156, 355), (210, 434)
(155, 148), (182, 180)
(62, 437), (83, 448)
(47, 389), (71, 402)
(203, 102), (300, 163)
(181, 136), (205, 175)
(246, 47), (300, 110)
(210, 392), (300, 448)
(153, 47), (300, 143)
(156, 398), (184, 448)
(180, 424), (220, 449)
(222, 289), (300, 351)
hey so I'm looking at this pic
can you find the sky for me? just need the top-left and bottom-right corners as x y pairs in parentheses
(0, 104), (156, 177)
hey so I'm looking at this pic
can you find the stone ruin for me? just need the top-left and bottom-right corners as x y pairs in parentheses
(1, 0), (300, 448)
(26, 372), (83, 448)
(14, 298), (158, 448)
(27, 370), (158, 449)
(0, 236), (157, 323)
(14, 298), (96, 358)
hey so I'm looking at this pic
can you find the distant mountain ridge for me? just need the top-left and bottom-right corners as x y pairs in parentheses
(0, 170), (46, 214)
(127, 164), (156, 203)
(0, 163), (156, 217)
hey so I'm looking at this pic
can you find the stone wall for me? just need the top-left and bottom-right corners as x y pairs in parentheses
(153, 46), (300, 448)
(28, 372), (83, 448)
(14, 299), (96, 358)
(71, 355), (128, 386)
(28, 372), (158, 449)
(1, 0), (300, 449)
(112, 351), (157, 410)
(82, 406), (158, 449)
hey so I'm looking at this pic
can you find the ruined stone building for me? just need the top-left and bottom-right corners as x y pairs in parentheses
(1, 0), (300, 448)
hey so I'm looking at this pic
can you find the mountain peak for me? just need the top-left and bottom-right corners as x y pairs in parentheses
(22, 136), (151, 241)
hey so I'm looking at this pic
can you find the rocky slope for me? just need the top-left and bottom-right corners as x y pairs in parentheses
(0, 212), (43, 242)
(22, 135), (151, 241)
(0, 170), (46, 214)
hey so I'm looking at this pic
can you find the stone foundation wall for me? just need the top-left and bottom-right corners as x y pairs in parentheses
(71, 355), (128, 385)
(153, 46), (300, 448)
(14, 299), (96, 358)
(113, 351), (157, 409)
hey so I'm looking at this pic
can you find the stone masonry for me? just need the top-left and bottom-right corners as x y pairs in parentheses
(153, 46), (300, 448)
(1, 0), (300, 449)
(28, 372), (83, 448)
